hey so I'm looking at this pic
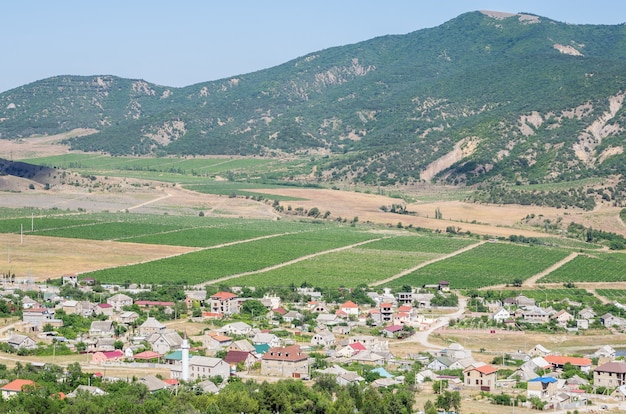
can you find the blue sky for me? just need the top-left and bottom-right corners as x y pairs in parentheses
(1, 0), (625, 93)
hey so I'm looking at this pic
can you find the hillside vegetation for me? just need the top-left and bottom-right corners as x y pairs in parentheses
(2, 11), (626, 206)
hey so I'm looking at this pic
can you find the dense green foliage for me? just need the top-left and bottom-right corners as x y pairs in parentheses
(0, 362), (417, 414)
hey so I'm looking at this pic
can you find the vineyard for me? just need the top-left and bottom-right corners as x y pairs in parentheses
(1, 205), (626, 289)
(388, 243), (571, 289)
(539, 252), (626, 283)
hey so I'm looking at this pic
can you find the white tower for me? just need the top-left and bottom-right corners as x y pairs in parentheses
(181, 332), (190, 381)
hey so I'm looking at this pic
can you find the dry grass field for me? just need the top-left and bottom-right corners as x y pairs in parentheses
(0, 233), (198, 281)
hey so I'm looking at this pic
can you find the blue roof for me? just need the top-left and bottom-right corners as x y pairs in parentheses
(529, 377), (557, 383)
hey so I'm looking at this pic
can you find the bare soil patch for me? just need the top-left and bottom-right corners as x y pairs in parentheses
(255, 188), (557, 238)
(0, 129), (95, 159)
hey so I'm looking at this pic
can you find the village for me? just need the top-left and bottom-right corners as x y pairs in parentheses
(2, 274), (626, 412)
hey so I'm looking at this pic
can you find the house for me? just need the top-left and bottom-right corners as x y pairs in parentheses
(515, 295), (536, 307)
(594, 345), (616, 359)
(528, 344), (551, 357)
(138, 317), (165, 337)
(116, 311), (139, 325)
(337, 371), (365, 386)
(393, 312), (411, 325)
(348, 350), (386, 365)
(491, 307), (511, 322)
(396, 292), (413, 306)
(283, 310), (303, 323)
(196, 380), (220, 394)
(578, 308), (596, 320)
(349, 335), (388, 352)
(67, 385), (107, 398)
(62, 300), (83, 315)
(140, 375), (170, 393)
(308, 301), (329, 314)
(544, 355), (592, 373)
(260, 294), (281, 310)
(91, 350), (124, 364)
(94, 303), (114, 317)
(224, 350), (257, 370)
(106, 293), (133, 311)
(413, 293), (434, 308)
(229, 339), (256, 353)
(21, 296), (40, 309)
(439, 343), (472, 360)
(335, 342), (366, 358)
(181, 356), (230, 381)
(147, 329), (184, 355)
(62, 274), (78, 286)
(551, 309), (574, 325)
(184, 290), (206, 308)
(379, 303), (394, 323)
(89, 320), (115, 337)
(80, 301), (97, 318)
(311, 331), (335, 347)
(601, 313), (626, 328)
(520, 306), (549, 323)
(203, 332), (233, 351)
(438, 281), (450, 292)
(252, 332), (281, 348)
(428, 357), (460, 372)
(1, 379), (35, 399)
(463, 365), (498, 391)
(22, 307), (55, 331)
(210, 292), (239, 316)
(261, 345), (309, 378)
(340, 301), (359, 316)
(316, 313), (340, 326)
(221, 321), (252, 336)
(527, 376), (558, 399)
(594, 362), (626, 388)
(95, 337), (116, 351)
(7, 334), (37, 350)
(382, 324), (403, 338)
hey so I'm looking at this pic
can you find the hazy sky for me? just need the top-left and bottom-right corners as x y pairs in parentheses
(1, 0), (625, 93)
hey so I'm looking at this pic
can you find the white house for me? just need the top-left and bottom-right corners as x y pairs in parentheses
(220, 322), (252, 336)
(311, 331), (336, 347)
(491, 307), (511, 322)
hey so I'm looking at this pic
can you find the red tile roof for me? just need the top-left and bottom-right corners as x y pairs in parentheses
(474, 365), (498, 375)
(211, 292), (237, 300)
(545, 355), (592, 367)
(341, 301), (358, 309)
(134, 351), (161, 360)
(262, 345), (307, 362)
(2, 379), (35, 392)
(349, 342), (367, 351)
(224, 350), (253, 364)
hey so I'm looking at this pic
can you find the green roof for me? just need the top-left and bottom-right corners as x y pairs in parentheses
(254, 344), (270, 354)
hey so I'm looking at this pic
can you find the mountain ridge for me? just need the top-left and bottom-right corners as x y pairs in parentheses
(1, 10), (626, 195)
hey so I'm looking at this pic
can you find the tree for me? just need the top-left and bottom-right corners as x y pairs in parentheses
(240, 299), (267, 319)
(436, 390), (461, 413)
(113, 340), (124, 350)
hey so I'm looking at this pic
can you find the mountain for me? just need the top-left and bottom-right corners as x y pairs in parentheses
(1, 10), (626, 192)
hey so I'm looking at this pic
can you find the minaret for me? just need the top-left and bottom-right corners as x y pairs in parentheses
(181, 332), (190, 381)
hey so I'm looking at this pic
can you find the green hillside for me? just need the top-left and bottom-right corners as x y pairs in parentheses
(2, 11), (626, 196)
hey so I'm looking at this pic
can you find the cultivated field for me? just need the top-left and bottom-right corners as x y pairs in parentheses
(1, 145), (626, 292)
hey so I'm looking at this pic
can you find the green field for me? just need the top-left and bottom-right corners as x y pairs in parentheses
(225, 234), (469, 288)
(81, 228), (383, 285)
(540, 252), (626, 283)
(389, 242), (571, 288)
